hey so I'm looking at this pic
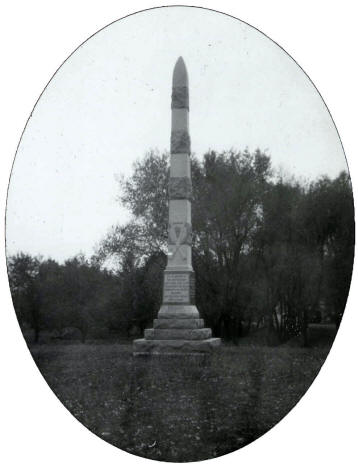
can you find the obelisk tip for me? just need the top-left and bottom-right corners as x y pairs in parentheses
(173, 56), (188, 87)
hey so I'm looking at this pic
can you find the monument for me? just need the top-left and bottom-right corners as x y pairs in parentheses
(133, 57), (221, 355)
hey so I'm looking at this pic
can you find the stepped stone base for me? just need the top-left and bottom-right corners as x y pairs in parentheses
(133, 337), (221, 356)
(158, 305), (200, 319)
(145, 327), (212, 340)
(133, 304), (220, 356)
(154, 318), (204, 329)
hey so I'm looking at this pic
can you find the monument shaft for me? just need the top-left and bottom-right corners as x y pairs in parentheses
(164, 56), (194, 305)
(133, 57), (220, 355)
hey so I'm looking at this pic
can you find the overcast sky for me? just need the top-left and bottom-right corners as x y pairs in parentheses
(6, 7), (347, 262)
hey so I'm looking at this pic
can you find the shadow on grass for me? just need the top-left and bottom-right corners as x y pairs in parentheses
(120, 352), (279, 461)
(29, 343), (329, 462)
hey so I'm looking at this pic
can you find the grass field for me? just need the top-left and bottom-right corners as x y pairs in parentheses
(29, 342), (331, 462)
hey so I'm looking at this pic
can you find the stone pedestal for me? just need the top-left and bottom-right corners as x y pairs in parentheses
(133, 303), (220, 355)
(133, 273), (220, 354)
(133, 274), (221, 354)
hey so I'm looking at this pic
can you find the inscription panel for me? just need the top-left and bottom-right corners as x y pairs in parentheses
(163, 272), (190, 303)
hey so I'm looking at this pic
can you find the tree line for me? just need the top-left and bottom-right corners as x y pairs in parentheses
(7, 149), (354, 345)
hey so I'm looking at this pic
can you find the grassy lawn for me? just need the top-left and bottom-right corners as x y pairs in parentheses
(29, 342), (331, 462)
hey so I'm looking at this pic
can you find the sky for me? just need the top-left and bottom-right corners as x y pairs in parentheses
(6, 7), (348, 263)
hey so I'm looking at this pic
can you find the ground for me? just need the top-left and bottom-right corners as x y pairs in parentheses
(29, 341), (331, 462)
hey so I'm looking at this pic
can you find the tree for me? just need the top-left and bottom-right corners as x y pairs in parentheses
(308, 172), (355, 327)
(53, 255), (122, 341)
(8, 252), (127, 342)
(7, 252), (41, 341)
(254, 171), (354, 344)
(189, 149), (272, 339)
(98, 148), (273, 341)
(8, 155), (354, 346)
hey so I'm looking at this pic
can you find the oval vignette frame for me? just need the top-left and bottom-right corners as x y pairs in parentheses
(5, 4), (354, 464)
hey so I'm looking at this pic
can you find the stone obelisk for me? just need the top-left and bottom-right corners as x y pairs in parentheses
(133, 57), (220, 355)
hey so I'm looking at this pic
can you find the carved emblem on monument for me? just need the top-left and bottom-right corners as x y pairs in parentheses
(170, 130), (191, 153)
(168, 222), (192, 260)
(169, 176), (192, 199)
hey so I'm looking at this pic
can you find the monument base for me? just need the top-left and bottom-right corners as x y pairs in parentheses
(133, 304), (221, 356)
(133, 337), (221, 356)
